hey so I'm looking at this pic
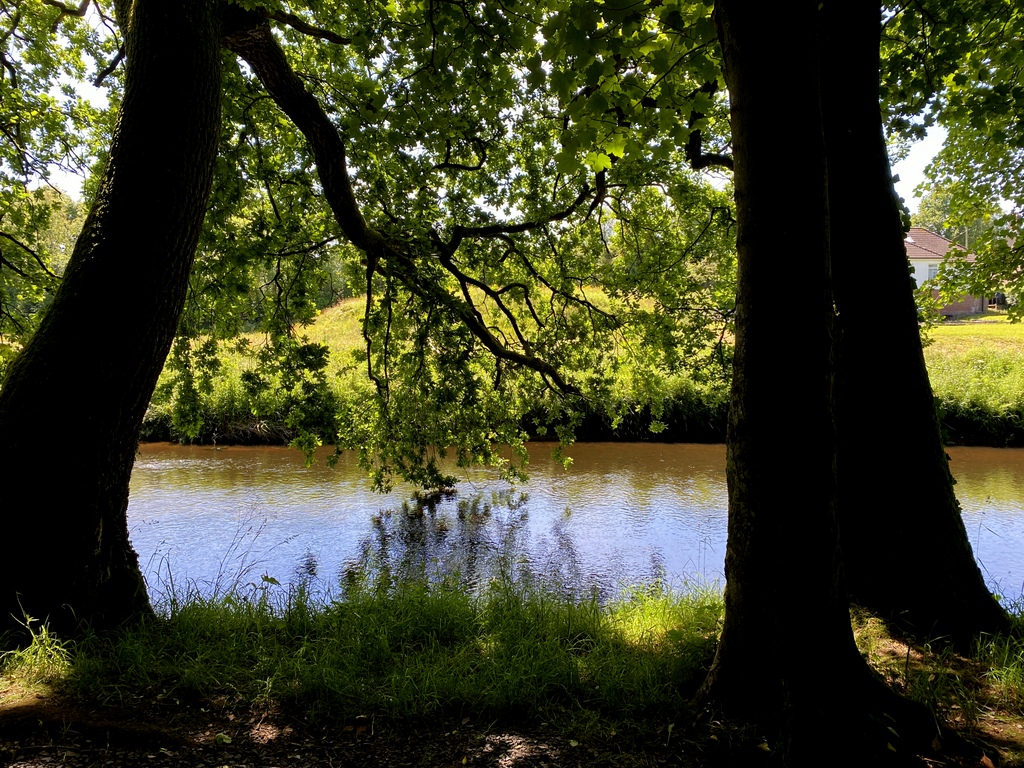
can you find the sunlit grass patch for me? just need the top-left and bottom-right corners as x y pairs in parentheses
(0, 618), (71, 698)
(852, 605), (1024, 746)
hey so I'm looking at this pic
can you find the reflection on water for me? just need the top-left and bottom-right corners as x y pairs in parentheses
(127, 443), (1024, 605)
(350, 491), (534, 591)
(949, 448), (1024, 598)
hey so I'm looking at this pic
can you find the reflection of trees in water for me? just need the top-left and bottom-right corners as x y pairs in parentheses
(341, 489), (537, 591)
(537, 510), (587, 598)
(294, 488), (696, 600)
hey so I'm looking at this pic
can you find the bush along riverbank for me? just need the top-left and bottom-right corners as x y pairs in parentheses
(141, 305), (1024, 448)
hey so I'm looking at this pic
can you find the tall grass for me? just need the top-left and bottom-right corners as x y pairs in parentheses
(0, 617), (71, 686)
(6, 583), (1024, 746)
(926, 318), (1024, 445)
(37, 573), (723, 723)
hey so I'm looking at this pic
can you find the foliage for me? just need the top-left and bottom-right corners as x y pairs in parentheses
(145, 292), (733, 446)
(2, 0), (743, 487)
(882, 0), (1024, 318)
(141, 0), (737, 487)
(911, 185), (995, 247)
(0, 1), (114, 344)
(0, 188), (86, 379)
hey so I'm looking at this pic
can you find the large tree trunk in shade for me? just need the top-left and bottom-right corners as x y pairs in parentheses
(700, 2), (934, 762)
(820, 3), (1009, 648)
(0, 0), (221, 636)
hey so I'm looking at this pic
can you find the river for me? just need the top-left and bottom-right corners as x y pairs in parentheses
(127, 443), (1024, 605)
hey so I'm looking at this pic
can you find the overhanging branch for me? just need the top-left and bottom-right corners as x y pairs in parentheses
(222, 11), (581, 396)
(267, 9), (351, 46)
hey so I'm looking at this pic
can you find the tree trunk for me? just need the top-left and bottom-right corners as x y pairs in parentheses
(820, 3), (1009, 647)
(0, 0), (221, 635)
(701, 2), (934, 762)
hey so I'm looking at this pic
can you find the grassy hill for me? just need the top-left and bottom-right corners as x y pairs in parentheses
(142, 304), (1024, 448)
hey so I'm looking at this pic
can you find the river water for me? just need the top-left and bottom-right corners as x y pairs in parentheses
(128, 443), (1024, 605)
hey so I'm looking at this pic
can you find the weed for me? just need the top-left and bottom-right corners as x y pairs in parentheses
(0, 616), (71, 686)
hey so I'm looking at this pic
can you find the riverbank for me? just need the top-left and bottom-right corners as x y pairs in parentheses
(2, 578), (1023, 766)
(141, 305), (1024, 447)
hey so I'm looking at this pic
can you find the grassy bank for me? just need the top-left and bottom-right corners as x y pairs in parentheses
(3, 575), (1024, 764)
(926, 317), (1024, 445)
(5, 575), (723, 726)
(141, 304), (1024, 447)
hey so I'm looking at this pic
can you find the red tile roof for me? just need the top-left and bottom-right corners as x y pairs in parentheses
(904, 227), (968, 261)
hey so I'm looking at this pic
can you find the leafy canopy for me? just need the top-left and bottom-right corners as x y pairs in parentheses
(3, 0), (740, 488)
(882, 0), (1024, 315)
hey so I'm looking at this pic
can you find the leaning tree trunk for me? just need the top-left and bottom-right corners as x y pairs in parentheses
(0, 0), (221, 636)
(700, 2), (934, 763)
(820, 2), (1009, 648)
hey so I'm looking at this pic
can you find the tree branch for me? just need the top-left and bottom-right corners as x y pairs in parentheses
(267, 9), (351, 46)
(93, 45), (124, 86)
(684, 82), (734, 171)
(41, 0), (90, 16)
(42, 0), (89, 32)
(222, 10), (580, 396)
(0, 232), (60, 279)
(446, 184), (593, 253)
(434, 137), (488, 172)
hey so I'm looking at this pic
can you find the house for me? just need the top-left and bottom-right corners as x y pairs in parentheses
(904, 227), (987, 316)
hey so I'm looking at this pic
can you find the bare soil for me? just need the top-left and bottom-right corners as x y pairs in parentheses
(1, 686), (1021, 768)
(0, 686), (757, 768)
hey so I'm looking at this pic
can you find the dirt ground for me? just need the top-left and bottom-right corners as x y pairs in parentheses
(2, 687), (1022, 768)
(0, 688), (757, 768)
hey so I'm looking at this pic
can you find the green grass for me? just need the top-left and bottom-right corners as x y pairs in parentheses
(0, 618), (71, 689)
(11, 574), (722, 724)
(926, 316), (1024, 445)
(6, 578), (1024, 756)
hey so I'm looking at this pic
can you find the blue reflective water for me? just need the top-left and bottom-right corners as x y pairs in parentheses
(126, 443), (1024, 605)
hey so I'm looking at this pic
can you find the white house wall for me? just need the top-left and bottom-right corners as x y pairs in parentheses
(909, 261), (941, 288)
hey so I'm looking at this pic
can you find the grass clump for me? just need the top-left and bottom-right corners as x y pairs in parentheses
(53, 573), (723, 725)
(0, 618), (71, 688)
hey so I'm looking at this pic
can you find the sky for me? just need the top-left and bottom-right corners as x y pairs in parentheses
(891, 126), (947, 214)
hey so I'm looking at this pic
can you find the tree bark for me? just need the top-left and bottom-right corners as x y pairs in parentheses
(0, 0), (221, 635)
(820, 2), (1009, 648)
(701, 2), (934, 762)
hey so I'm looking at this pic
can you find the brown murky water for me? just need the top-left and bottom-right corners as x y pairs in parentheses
(127, 443), (1022, 604)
